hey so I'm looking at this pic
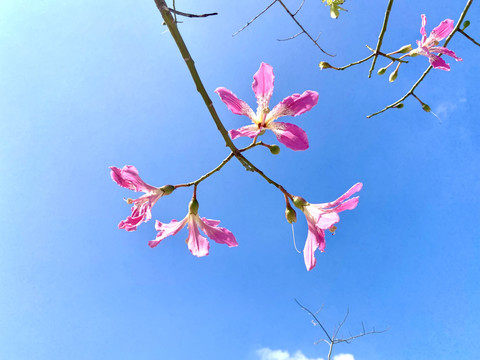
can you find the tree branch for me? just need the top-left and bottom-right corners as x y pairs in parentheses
(368, 0), (395, 77)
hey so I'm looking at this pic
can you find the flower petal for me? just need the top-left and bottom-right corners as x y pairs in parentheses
(303, 217), (325, 271)
(215, 87), (255, 120)
(252, 63), (274, 112)
(431, 46), (462, 61)
(268, 122), (309, 151)
(148, 217), (188, 248)
(187, 215), (209, 257)
(228, 125), (260, 140)
(198, 217), (238, 247)
(269, 90), (319, 120)
(429, 54), (450, 70)
(110, 165), (157, 192)
(431, 19), (454, 41)
(321, 183), (363, 209)
(420, 14), (427, 42)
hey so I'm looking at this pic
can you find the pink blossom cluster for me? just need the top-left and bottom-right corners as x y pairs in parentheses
(111, 63), (363, 271)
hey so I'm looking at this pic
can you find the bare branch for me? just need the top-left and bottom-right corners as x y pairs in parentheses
(297, 300), (387, 360)
(367, 0), (474, 118)
(368, 0), (395, 78)
(233, 0), (277, 37)
(168, 8), (218, 18)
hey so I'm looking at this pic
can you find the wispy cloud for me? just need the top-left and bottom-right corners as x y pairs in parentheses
(256, 348), (354, 360)
(434, 97), (467, 120)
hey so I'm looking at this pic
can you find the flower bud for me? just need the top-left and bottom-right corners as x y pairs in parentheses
(377, 67), (387, 75)
(285, 204), (297, 224)
(395, 103), (404, 109)
(160, 185), (175, 195)
(189, 198), (199, 214)
(422, 103), (431, 112)
(463, 20), (470, 30)
(398, 44), (413, 53)
(319, 61), (332, 70)
(292, 196), (307, 209)
(389, 69), (398, 82)
(269, 144), (280, 155)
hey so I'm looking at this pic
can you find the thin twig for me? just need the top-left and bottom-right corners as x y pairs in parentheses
(293, 0), (306, 16)
(458, 29), (480, 46)
(368, 0), (395, 78)
(367, 0), (473, 118)
(168, 8), (218, 18)
(278, 31), (304, 41)
(295, 299), (333, 343)
(233, 0), (277, 36)
(277, 0), (334, 56)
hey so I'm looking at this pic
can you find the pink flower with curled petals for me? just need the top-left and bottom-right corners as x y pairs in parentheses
(110, 165), (173, 231)
(409, 14), (462, 70)
(215, 62), (319, 151)
(293, 183), (362, 271)
(148, 199), (238, 257)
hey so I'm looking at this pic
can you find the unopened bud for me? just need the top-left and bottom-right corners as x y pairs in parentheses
(292, 196), (307, 209)
(398, 44), (413, 53)
(269, 144), (280, 155)
(189, 198), (199, 214)
(377, 67), (387, 75)
(422, 103), (431, 112)
(319, 61), (332, 70)
(463, 20), (470, 30)
(389, 69), (398, 82)
(285, 205), (297, 224)
(396, 103), (404, 109)
(160, 185), (175, 195)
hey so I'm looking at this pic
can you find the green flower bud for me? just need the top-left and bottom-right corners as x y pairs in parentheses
(398, 44), (413, 53)
(389, 69), (398, 82)
(319, 61), (332, 70)
(377, 67), (387, 75)
(463, 20), (470, 30)
(292, 196), (307, 209)
(285, 204), (297, 224)
(269, 144), (280, 155)
(189, 198), (199, 214)
(422, 103), (431, 112)
(396, 103), (404, 109)
(160, 185), (175, 195)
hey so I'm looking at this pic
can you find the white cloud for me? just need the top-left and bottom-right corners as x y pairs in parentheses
(256, 348), (354, 360)
(333, 354), (355, 360)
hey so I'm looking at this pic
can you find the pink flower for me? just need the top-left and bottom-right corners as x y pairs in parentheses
(293, 183), (362, 271)
(110, 165), (172, 231)
(148, 199), (238, 257)
(410, 14), (462, 70)
(215, 62), (319, 151)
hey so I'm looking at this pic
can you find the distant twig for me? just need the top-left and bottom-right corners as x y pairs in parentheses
(168, 8), (218, 18)
(458, 29), (480, 47)
(233, 0), (334, 56)
(232, 0), (278, 36)
(367, 0), (473, 118)
(368, 0), (395, 78)
(277, 0), (334, 56)
(296, 299), (388, 360)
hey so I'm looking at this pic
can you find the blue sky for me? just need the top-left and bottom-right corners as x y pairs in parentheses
(1, 1), (479, 359)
